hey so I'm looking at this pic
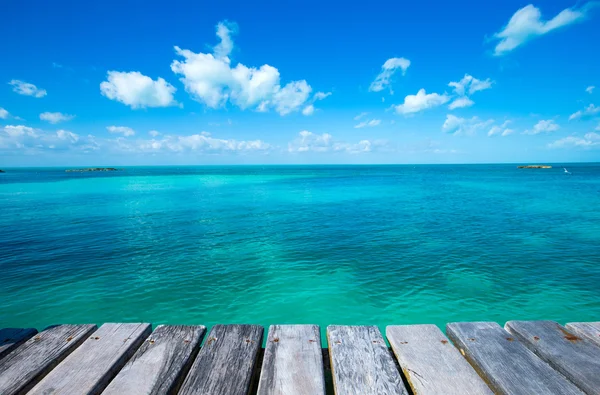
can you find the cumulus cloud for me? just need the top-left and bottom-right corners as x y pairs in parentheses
(569, 104), (600, 120)
(0, 108), (9, 119)
(287, 130), (383, 154)
(302, 105), (315, 116)
(100, 71), (178, 109)
(0, 125), (98, 153)
(448, 97), (475, 110)
(395, 89), (450, 115)
(488, 121), (514, 137)
(586, 86), (595, 94)
(40, 112), (75, 124)
(9, 80), (47, 98)
(524, 119), (560, 134)
(548, 132), (600, 149)
(107, 126), (136, 137)
(442, 115), (494, 136)
(171, 21), (319, 116)
(369, 57), (411, 93)
(354, 119), (381, 128)
(491, 3), (596, 56)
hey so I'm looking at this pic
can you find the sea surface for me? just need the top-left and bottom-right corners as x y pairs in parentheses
(1, 164), (599, 334)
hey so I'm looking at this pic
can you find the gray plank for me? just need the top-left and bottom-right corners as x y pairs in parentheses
(386, 324), (492, 395)
(257, 325), (326, 395)
(102, 325), (206, 395)
(178, 324), (263, 395)
(0, 328), (37, 359)
(506, 320), (600, 394)
(446, 322), (583, 395)
(327, 325), (407, 395)
(0, 324), (96, 395)
(565, 322), (600, 347)
(29, 323), (151, 395)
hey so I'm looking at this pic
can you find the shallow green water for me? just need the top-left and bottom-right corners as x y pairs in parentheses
(1, 164), (599, 334)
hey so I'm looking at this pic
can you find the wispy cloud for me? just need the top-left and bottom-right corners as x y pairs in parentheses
(523, 119), (560, 134)
(107, 126), (136, 137)
(586, 86), (595, 94)
(354, 119), (381, 128)
(569, 104), (600, 120)
(369, 57), (411, 93)
(548, 132), (600, 149)
(9, 80), (47, 98)
(442, 115), (494, 136)
(491, 3), (596, 56)
(288, 130), (385, 154)
(40, 112), (75, 124)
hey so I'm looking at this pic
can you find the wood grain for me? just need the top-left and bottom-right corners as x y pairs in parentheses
(327, 325), (407, 395)
(178, 324), (263, 395)
(0, 324), (96, 395)
(257, 325), (325, 395)
(28, 322), (151, 395)
(102, 325), (206, 395)
(506, 320), (600, 394)
(386, 324), (492, 395)
(0, 328), (37, 360)
(446, 322), (583, 395)
(565, 322), (600, 347)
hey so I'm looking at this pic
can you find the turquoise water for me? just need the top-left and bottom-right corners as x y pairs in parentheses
(1, 165), (599, 334)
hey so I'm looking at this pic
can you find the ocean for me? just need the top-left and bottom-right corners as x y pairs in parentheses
(1, 164), (599, 333)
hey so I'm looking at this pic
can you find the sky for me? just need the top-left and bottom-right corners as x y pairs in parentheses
(1, 0), (600, 166)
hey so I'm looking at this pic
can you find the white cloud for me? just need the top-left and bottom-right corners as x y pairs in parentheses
(287, 130), (382, 154)
(0, 108), (9, 119)
(548, 132), (600, 149)
(569, 104), (600, 120)
(369, 57), (411, 93)
(354, 119), (381, 128)
(442, 115), (494, 136)
(449, 74), (493, 96)
(107, 126), (135, 137)
(488, 120), (514, 137)
(0, 125), (97, 152)
(492, 3), (595, 56)
(354, 112), (369, 121)
(596, 122), (600, 131)
(302, 105), (315, 116)
(124, 131), (271, 154)
(39, 112), (75, 124)
(214, 21), (236, 59)
(171, 21), (317, 116)
(100, 71), (178, 109)
(395, 89), (450, 115)
(586, 86), (595, 94)
(9, 80), (47, 98)
(448, 97), (475, 110)
(524, 119), (560, 134)
(149, 130), (161, 137)
(314, 91), (331, 101)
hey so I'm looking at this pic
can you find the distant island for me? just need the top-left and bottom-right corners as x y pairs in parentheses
(0, 169), (5, 173)
(66, 168), (120, 172)
(517, 165), (552, 169)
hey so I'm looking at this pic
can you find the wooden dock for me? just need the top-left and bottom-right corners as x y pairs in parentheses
(0, 321), (599, 394)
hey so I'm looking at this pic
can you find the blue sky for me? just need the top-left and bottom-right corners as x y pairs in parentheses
(1, 0), (599, 166)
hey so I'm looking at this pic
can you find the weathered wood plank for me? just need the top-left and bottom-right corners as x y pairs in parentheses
(0, 324), (96, 395)
(506, 320), (600, 394)
(565, 322), (600, 347)
(386, 324), (492, 395)
(0, 328), (37, 360)
(327, 325), (407, 395)
(257, 325), (325, 395)
(102, 325), (206, 395)
(178, 324), (263, 395)
(446, 322), (583, 395)
(28, 323), (151, 395)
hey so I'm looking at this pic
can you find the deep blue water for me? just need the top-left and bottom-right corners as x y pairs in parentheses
(1, 164), (599, 332)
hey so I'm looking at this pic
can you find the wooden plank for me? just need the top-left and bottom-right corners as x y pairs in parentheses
(565, 322), (600, 347)
(506, 320), (600, 395)
(446, 322), (583, 395)
(0, 328), (37, 360)
(0, 324), (96, 395)
(327, 325), (407, 395)
(178, 324), (263, 395)
(102, 325), (206, 395)
(386, 324), (492, 395)
(257, 325), (326, 395)
(28, 322), (151, 395)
